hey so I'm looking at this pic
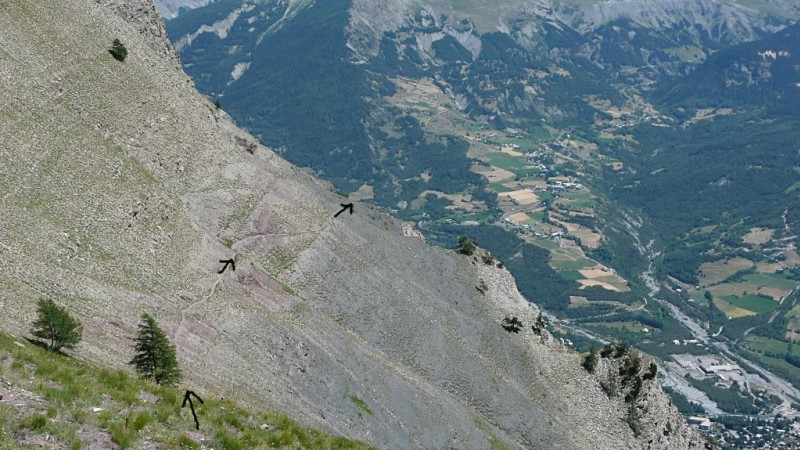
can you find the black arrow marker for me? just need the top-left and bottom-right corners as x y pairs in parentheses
(334, 203), (354, 218)
(218, 259), (235, 273)
(182, 390), (204, 430)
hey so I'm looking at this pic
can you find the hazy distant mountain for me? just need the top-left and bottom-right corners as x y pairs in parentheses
(656, 21), (800, 112)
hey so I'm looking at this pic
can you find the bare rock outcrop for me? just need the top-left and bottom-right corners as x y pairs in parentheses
(591, 344), (704, 449)
(97, 0), (181, 64)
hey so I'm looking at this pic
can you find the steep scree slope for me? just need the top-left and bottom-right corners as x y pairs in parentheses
(0, 0), (701, 448)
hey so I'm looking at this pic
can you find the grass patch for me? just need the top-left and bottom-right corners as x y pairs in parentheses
(349, 395), (373, 416)
(0, 332), (372, 449)
(280, 283), (296, 296)
(747, 336), (798, 357)
(713, 297), (757, 318)
(560, 269), (585, 280)
(131, 411), (153, 432)
(722, 294), (777, 315)
(551, 257), (596, 271)
(743, 272), (797, 291)
(484, 152), (529, 173)
(20, 413), (48, 430)
(589, 321), (648, 333)
(473, 418), (512, 450)
(488, 182), (514, 193)
(109, 422), (135, 449)
(528, 126), (551, 140)
(697, 257), (754, 286)
(172, 434), (200, 449)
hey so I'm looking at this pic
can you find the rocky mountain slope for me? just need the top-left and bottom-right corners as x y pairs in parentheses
(0, 332), (371, 448)
(0, 0), (702, 448)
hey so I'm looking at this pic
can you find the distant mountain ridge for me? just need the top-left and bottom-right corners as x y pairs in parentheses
(656, 20), (800, 112)
(154, 0), (215, 18)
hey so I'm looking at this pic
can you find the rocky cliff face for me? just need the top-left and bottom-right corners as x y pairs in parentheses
(153, 0), (214, 19)
(99, 0), (181, 62)
(591, 344), (701, 449)
(0, 0), (703, 448)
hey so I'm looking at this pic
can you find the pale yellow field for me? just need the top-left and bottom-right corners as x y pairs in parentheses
(580, 268), (613, 279)
(500, 146), (524, 156)
(562, 221), (580, 232)
(471, 164), (515, 183)
(420, 190), (479, 211)
(550, 216), (601, 249)
(714, 298), (757, 319)
(785, 250), (800, 265)
(757, 287), (786, 301)
(573, 227), (601, 249)
(756, 262), (783, 273)
(524, 180), (549, 189)
(578, 279), (621, 291)
(507, 212), (530, 223)
(499, 189), (539, 205)
(707, 281), (791, 301)
(742, 227), (774, 245)
(698, 257), (754, 287)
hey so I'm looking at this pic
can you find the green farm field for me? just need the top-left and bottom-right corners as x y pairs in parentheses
(722, 294), (777, 315)
(484, 152), (529, 172)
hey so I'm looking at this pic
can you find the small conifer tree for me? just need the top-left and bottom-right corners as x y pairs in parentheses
(533, 313), (546, 331)
(582, 344), (598, 373)
(31, 298), (83, 352)
(501, 316), (523, 333)
(130, 313), (181, 385)
(457, 236), (476, 255)
(109, 38), (128, 62)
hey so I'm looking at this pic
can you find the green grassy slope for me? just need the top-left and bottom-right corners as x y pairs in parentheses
(0, 332), (371, 449)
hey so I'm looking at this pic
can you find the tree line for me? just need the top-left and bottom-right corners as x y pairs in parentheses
(30, 298), (181, 385)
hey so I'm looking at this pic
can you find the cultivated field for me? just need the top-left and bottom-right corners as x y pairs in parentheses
(698, 257), (754, 287)
(742, 227), (775, 245)
(499, 188), (539, 205)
